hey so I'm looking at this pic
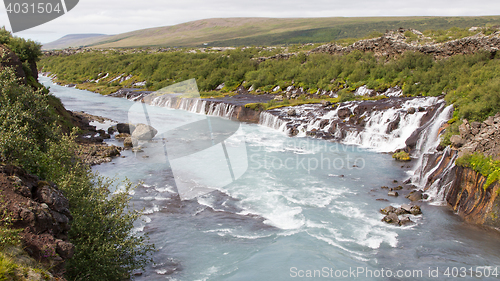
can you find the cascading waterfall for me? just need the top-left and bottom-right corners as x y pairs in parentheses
(147, 95), (235, 118)
(259, 112), (288, 132)
(258, 97), (445, 152)
(258, 96), (455, 196)
(410, 104), (454, 186)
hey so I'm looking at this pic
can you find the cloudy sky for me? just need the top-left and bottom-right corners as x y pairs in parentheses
(1, 0), (499, 43)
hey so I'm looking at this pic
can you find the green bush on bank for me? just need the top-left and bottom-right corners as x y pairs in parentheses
(0, 68), (153, 280)
(41, 46), (500, 123)
(456, 153), (500, 189)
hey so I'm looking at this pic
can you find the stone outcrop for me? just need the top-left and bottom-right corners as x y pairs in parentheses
(418, 113), (500, 227)
(310, 28), (500, 59)
(380, 204), (422, 226)
(0, 164), (74, 276)
(0, 44), (27, 84)
(446, 166), (500, 228)
(453, 113), (500, 160)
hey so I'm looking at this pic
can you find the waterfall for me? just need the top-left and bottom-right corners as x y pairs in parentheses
(342, 97), (442, 152)
(258, 96), (456, 198)
(147, 95), (234, 118)
(259, 112), (288, 132)
(258, 96), (445, 152)
(410, 104), (454, 183)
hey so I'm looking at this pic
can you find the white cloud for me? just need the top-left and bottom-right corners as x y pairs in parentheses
(0, 0), (499, 43)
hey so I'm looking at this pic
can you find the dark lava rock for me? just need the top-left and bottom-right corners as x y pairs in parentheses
(380, 206), (396, 215)
(388, 191), (399, 197)
(399, 216), (413, 226)
(382, 213), (399, 224)
(117, 123), (136, 134)
(406, 190), (423, 202)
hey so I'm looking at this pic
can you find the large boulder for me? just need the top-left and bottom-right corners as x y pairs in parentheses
(132, 124), (158, 140)
(116, 123), (136, 134)
(406, 190), (423, 202)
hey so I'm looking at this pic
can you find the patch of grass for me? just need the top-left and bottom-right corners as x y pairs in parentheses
(456, 153), (500, 189)
(75, 83), (122, 96)
(0, 253), (18, 280)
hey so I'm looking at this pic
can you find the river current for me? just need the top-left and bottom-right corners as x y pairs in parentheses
(41, 76), (500, 281)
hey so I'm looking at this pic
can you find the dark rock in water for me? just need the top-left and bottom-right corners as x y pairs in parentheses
(337, 107), (351, 119)
(123, 137), (138, 148)
(287, 109), (296, 116)
(410, 205), (422, 215)
(97, 129), (110, 139)
(406, 190), (423, 201)
(376, 198), (389, 202)
(399, 216), (413, 226)
(393, 186), (403, 190)
(107, 126), (117, 135)
(418, 107), (426, 112)
(382, 213), (399, 224)
(115, 133), (131, 139)
(408, 107), (416, 114)
(393, 180), (398, 183)
(381, 186), (389, 189)
(386, 116), (400, 134)
(422, 194), (429, 200)
(117, 123), (136, 134)
(395, 207), (407, 215)
(388, 191), (399, 197)
(319, 119), (329, 129)
(380, 206), (396, 215)
(132, 124), (158, 140)
(400, 204), (413, 213)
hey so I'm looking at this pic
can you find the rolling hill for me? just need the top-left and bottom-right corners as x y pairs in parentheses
(42, 34), (111, 50)
(43, 16), (500, 49)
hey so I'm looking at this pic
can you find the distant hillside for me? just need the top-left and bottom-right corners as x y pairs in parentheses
(42, 34), (111, 50)
(43, 16), (500, 49)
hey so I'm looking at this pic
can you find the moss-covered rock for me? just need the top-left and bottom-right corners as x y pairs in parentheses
(392, 151), (411, 161)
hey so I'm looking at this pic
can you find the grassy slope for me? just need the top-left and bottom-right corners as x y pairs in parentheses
(88, 16), (500, 48)
(43, 34), (111, 50)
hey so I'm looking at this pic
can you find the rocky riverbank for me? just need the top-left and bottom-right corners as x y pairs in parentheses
(415, 113), (500, 228)
(70, 111), (123, 166)
(0, 164), (74, 279)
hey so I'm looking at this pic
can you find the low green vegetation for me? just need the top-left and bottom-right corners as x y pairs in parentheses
(456, 153), (500, 189)
(42, 38), (500, 122)
(0, 27), (43, 90)
(392, 151), (411, 161)
(0, 67), (154, 280)
(1, 29), (155, 280)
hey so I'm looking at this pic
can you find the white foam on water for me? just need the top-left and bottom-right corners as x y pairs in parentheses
(143, 205), (160, 214)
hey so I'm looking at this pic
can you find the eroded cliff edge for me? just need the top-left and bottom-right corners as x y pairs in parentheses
(419, 113), (500, 228)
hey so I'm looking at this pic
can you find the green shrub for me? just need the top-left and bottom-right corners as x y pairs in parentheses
(0, 68), (154, 280)
(392, 151), (411, 161)
(456, 153), (500, 189)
